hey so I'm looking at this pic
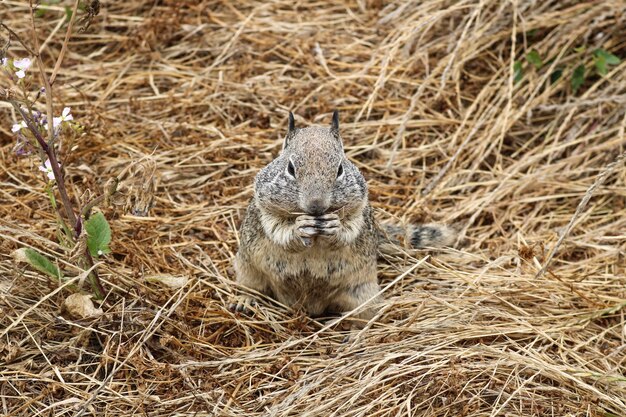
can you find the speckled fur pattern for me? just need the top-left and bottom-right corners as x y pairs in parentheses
(235, 198), (379, 318)
(233, 113), (455, 321)
(378, 223), (457, 251)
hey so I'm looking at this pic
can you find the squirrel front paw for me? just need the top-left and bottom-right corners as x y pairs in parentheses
(228, 295), (257, 314)
(295, 214), (341, 246)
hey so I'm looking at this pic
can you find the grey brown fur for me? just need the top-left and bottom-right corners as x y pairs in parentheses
(232, 111), (455, 321)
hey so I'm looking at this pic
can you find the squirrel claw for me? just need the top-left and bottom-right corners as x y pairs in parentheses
(228, 296), (257, 314)
(296, 213), (341, 241)
(298, 226), (319, 237)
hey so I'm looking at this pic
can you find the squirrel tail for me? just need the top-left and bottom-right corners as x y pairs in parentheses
(407, 223), (457, 248)
(378, 222), (457, 251)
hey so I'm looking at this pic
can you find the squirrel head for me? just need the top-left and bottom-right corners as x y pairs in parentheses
(255, 111), (368, 218)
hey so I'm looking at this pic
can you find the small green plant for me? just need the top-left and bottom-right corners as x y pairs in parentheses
(592, 48), (620, 76)
(571, 64), (585, 94)
(513, 44), (621, 95)
(14, 248), (62, 280)
(525, 49), (543, 70)
(1, 2), (114, 299)
(85, 211), (112, 258)
(513, 60), (523, 83)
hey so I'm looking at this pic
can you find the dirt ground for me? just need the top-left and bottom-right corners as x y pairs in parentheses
(1, 1), (625, 416)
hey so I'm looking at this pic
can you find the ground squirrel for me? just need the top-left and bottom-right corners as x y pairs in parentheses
(231, 111), (455, 321)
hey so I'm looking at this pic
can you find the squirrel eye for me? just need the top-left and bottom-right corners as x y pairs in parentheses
(287, 160), (296, 178)
(336, 163), (344, 179)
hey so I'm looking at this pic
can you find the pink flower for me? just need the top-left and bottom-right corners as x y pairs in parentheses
(13, 58), (32, 79)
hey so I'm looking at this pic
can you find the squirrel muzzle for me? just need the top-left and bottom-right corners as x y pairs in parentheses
(304, 197), (330, 216)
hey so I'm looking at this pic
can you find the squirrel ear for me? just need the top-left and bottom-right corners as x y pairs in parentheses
(330, 110), (339, 131)
(288, 112), (296, 134)
(283, 112), (296, 150)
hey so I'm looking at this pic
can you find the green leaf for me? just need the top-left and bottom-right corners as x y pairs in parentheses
(594, 54), (607, 76)
(85, 212), (112, 258)
(605, 54), (621, 65)
(594, 48), (621, 65)
(571, 64), (585, 94)
(574, 46), (586, 54)
(513, 60), (523, 83)
(65, 6), (73, 21)
(526, 50), (543, 69)
(594, 49), (620, 76)
(550, 69), (563, 84)
(19, 248), (62, 279)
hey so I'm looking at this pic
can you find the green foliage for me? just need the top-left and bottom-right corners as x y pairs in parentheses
(595, 49), (621, 65)
(571, 64), (585, 94)
(594, 53), (607, 76)
(85, 212), (112, 258)
(593, 48), (620, 76)
(34, 0), (62, 18)
(526, 50), (543, 69)
(22, 248), (62, 279)
(516, 45), (621, 94)
(513, 60), (523, 83)
(6, 3), (113, 300)
(550, 69), (563, 84)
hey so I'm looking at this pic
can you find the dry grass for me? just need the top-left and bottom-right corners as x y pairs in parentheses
(1, 0), (626, 415)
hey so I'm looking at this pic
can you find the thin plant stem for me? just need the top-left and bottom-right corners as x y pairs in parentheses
(49, 0), (80, 86)
(6, 2), (108, 298)
(14, 103), (76, 228)
(45, 184), (73, 244)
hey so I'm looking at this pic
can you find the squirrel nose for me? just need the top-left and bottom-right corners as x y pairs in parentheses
(306, 199), (328, 216)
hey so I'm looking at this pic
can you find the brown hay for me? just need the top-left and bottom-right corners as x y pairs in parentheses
(1, 0), (625, 416)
